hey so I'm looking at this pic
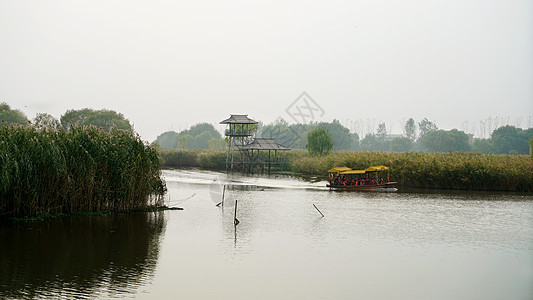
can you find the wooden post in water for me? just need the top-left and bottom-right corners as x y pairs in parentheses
(313, 204), (324, 218)
(234, 199), (240, 225)
(268, 150), (271, 174)
(216, 184), (225, 207)
(222, 185), (225, 207)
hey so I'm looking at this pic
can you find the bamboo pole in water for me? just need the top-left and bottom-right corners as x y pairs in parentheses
(313, 204), (324, 218)
(222, 185), (225, 207)
(216, 185), (225, 207)
(234, 199), (240, 225)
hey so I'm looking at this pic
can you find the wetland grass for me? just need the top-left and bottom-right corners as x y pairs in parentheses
(288, 151), (533, 192)
(158, 148), (533, 192)
(158, 148), (226, 169)
(1, 124), (166, 218)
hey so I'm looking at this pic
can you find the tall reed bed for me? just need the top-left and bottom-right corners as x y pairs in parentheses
(0, 124), (166, 217)
(158, 149), (226, 170)
(157, 149), (533, 191)
(288, 151), (533, 192)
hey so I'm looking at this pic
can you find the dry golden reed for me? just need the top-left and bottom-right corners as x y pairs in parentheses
(287, 150), (533, 191)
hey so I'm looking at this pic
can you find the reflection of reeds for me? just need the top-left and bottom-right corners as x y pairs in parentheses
(0, 212), (166, 299)
(0, 124), (166, 217)
(159, 149), (533, 192)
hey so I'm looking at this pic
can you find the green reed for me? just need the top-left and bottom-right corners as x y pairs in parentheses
(0, 124), (166, 217)
(158, 148), (227, 170)
(158, 148), (533, 192)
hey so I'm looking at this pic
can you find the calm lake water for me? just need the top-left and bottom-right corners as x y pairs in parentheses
(1, 168), (532, 299)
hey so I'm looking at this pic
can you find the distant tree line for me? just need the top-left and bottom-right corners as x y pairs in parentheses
(0, 102), (29, 126)
(155, 117), (532, 155)
(530, 137), (533, 157)
(473, 125), (533, 155)
(348, 117), (532, 155)
(3, 102), (530, 155)
(1, 102), (132, 132)
(154, 123), (225, 150)
(257, 119), (359, 151)
(60, 108), (132, 132)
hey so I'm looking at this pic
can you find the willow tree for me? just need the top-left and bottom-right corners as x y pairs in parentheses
(306, 127), (333, 156)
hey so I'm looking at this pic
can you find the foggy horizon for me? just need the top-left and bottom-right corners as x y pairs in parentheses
(1, 0), (532, 142)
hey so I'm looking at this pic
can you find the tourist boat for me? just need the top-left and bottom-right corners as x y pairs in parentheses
(326, 166), (397, 191)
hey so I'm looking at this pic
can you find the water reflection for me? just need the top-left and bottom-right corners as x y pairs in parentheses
(0, 212), (165, 299)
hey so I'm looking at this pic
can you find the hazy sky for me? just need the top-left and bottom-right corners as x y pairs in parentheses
(1, 0), (532, 141)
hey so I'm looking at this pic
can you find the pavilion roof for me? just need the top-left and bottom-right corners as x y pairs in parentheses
(220, 114), (258, 124)
(239, 138), (290, 151)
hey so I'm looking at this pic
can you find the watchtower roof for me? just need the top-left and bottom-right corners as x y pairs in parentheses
(239, 138), (290, 151)
(220, 114), (258, 124)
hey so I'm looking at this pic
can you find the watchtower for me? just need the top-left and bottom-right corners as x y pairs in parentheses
(220, 114), (258, 170)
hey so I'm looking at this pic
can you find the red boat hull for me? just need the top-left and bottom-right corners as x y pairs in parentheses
(326, 182), (397, 190)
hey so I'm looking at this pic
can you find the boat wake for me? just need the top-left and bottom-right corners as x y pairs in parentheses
(162, 169), (329, 191)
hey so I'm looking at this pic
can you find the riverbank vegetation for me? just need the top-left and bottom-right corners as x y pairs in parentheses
(158, 148), (227, 169)
(159, 148), (533, 192)
(2, 102), (531, 194)
(288, 151), (533, 192)
(0, 124), (166, 218)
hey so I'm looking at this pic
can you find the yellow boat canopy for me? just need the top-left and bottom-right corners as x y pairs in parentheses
(328, 166), (352, 173)
(339, 170), (366, 175)
(365, 165), (389, 172)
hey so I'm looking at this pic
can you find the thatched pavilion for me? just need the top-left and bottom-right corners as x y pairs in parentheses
(239, 138), (290, 173)
(220, 115), (290, 172)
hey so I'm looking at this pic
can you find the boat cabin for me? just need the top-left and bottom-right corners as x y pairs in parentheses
(327, 165), (395, 189)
